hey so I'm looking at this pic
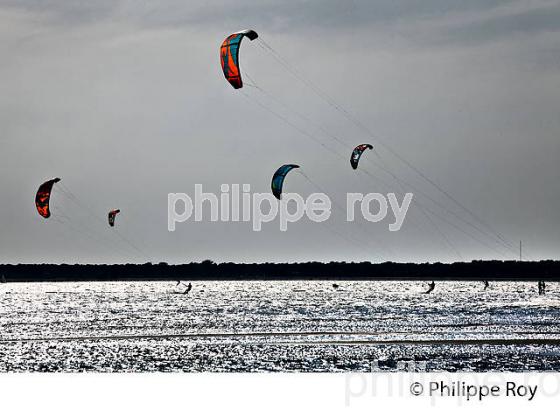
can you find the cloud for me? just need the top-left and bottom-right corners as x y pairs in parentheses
(1, 0), (559, 263)
(0, 0), (119, 25)
(3, 0), (557, 41)
(419, 0), (560, 47)
(3, 0), (559, 52)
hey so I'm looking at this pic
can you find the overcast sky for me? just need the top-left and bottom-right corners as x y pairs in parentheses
(1, 0), (559, 264)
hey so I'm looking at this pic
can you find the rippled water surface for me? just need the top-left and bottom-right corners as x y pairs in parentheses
(1, 281), (560, 372)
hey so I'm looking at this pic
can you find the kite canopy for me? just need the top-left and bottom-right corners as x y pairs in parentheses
(271, 164), (300, 200)
(350, 144), (373, 170)
(35, 178), (61, 219)
(220, 29), (258, 89)
(108, 209), (121, 227)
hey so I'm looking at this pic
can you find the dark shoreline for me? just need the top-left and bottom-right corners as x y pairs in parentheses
(1, 260), (559, 282)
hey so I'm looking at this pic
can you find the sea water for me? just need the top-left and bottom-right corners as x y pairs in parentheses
(0, 281), (559, 372)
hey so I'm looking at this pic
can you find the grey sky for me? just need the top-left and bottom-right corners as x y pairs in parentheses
(1, 0), (559, 264)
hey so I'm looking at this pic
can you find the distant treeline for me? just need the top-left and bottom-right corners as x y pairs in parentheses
(0, 260), (559, 282)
